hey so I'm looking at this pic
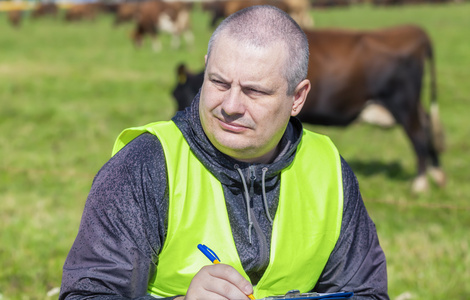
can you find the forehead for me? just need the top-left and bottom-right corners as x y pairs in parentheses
(207, 34), (288, 82)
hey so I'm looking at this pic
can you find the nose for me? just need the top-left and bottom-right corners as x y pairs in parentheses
(221, 88), (245, 117)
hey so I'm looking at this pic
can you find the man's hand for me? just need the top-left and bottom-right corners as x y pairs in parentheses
(183, 264), (254, 300)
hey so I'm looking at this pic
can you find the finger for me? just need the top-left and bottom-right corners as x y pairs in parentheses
(206, 264), (253, 295)
(201, 276), (250, 300)
(186, 265), (253, 300)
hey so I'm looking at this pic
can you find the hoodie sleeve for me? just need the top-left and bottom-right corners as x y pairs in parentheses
(313, 158), (389, 300)
(59, 133), (174, 300)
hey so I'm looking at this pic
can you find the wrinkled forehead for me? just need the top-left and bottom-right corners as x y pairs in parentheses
(218, 29), (288, 53)
(209, 32), (289, 73)
(205, 36), (290, 94)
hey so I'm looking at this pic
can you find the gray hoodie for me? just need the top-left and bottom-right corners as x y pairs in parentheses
(60, 94), (389, 300)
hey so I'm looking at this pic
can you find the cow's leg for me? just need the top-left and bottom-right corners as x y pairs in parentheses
(381, 58), (447, 192)
(384, 99), (430, 193)
(149, 28), (161, 52)
(404, 114), (430, 193)
(184, 31), (194, 47)
(428, 166), (446, 188)
(177, 10), (193, 48)
(152, 38), (162, 52)
(170, 34), (181, 49)
(132, 33), (143, 48)
(424, 113), (446, 187)
(396, 108), (446, 191)
(132, 23), (146, 48)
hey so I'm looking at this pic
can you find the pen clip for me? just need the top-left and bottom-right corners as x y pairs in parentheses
(197, 244), (221, 263)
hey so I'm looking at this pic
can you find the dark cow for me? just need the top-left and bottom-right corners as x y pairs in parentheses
(171, 24), (446, 193)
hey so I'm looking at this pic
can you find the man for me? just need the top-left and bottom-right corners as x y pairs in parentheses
(60, 5), (389, 300)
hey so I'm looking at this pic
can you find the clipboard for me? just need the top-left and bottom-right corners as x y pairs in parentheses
(261, 290), (353, 300)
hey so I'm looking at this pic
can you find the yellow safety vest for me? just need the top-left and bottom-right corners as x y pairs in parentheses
(112, 121), (343, 299)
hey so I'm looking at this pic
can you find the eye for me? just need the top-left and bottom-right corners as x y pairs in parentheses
(245, 87), (266, 96)
(211, 79), (229, 89)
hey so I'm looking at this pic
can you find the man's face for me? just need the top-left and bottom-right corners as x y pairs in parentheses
(200, 35), (303, 163)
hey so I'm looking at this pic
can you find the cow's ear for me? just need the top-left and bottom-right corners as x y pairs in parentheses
(291, 79), (311, 116)
(177, 64), (187, 84)
(178, 73), (187, 84)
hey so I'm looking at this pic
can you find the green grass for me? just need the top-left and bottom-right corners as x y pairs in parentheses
(1, 3), (469, 299)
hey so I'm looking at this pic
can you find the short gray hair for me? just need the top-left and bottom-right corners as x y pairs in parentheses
(206, 5), (309, 95)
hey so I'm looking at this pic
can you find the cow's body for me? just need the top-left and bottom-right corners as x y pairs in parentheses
(302, 25), (432, 126)
(172, 25), (445, 192)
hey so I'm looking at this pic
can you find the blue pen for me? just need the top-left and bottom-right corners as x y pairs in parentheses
(197, 244), (221, 264)
(197, 244), (255, 299)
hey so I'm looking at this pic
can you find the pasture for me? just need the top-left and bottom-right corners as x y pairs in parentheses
(1, 2), (469, 299)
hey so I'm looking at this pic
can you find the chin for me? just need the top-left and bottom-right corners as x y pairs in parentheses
(215, 140), (250, 155)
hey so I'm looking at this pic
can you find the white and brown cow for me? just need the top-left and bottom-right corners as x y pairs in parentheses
(131, 0), (193, 51)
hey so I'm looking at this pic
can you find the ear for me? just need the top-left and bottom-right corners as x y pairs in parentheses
(204, 54), (208, 66)
(291, 79), (311, 116)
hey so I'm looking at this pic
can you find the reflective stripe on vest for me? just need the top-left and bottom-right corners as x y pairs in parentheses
(112, 121), (343, 299)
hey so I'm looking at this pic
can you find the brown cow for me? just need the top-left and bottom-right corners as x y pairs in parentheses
(114, 2), (140, 25)
(202, 0), (314, 29)
(132, 0), (164, 48)
(158, 1), (193, 49)
(284, 0), (314, 28)
(299, 25), (445, 192)
(31, 2), (59, 19)
(171, 24), (445, 193)
(64, 3), (99, 22)
(132, 0), (193, 51)
(7, 9), (23, 27)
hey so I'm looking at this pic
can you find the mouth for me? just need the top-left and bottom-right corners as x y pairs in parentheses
(217, 118), (250, 133)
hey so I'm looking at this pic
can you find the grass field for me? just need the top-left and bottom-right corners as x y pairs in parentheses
(1, 2), (469, 299)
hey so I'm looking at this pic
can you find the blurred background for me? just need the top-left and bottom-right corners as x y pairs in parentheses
(0, 0), (469, 299)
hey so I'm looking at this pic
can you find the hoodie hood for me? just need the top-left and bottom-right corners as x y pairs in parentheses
(172, 91), (303, 188)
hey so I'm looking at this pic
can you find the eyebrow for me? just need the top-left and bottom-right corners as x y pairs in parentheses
(241, 83), (275, 95)
(207, 72), (230, 83)
(207, 70), (277, 95)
